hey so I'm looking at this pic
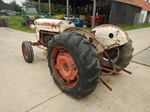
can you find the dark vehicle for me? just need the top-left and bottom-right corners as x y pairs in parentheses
(1, 10), (15, 16)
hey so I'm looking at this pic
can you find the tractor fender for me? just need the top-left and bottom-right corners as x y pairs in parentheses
(91, 24), (129, 50)
(64, 27), (104, 53)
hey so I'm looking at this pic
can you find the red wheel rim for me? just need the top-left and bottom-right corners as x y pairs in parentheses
(51, 47), (78, 88)
(22, 45), (28, 59)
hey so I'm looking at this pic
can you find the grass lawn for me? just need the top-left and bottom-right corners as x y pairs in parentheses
(119, 23), (150, 31)
(8, 16), (150, 33)
(8, 16), (35, 33)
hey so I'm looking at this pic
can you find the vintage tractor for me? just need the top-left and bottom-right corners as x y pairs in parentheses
(21, 5), (46, 27)
(63, 14), (87, 28)
(21, 18), (134, 98)
(86, 15), (106, 27)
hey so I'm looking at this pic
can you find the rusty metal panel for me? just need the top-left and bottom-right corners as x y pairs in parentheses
(91, 24), (129, 50)
(34, 19), (74, 32)
(33, 19), (75, 40)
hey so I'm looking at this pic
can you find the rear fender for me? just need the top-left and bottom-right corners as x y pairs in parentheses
(64, 27), (104, 53)
(91, 24), (129, 50)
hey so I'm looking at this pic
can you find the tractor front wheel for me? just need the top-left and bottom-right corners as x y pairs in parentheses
(47, 32), (100, 98)
(22, 41), (34, 63)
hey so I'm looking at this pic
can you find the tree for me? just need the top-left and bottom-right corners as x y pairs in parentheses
(10, 1), (21, 12)
(22, 0), (35, 6)
(22, 0), (66, 14)
(0, 0), (14, 10)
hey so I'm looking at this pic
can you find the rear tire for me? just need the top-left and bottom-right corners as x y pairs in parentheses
(26, 18), (33, 28)
(21, 21), (26, 26)
(115, 39), (134, 71)
(105, 39), (134, 72)
(22, 41), (34, 63)
(47, 32), (100, 98)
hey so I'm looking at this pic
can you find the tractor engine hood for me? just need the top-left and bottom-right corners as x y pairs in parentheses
(33, 19), (75, 32)
(31, 19), (75, 40)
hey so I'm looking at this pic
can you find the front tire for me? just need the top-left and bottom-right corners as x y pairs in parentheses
(22, 41), (34, 63)
(47, 32), (100, 98)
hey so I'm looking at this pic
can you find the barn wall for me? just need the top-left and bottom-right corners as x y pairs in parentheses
(109, 2), (141, 25)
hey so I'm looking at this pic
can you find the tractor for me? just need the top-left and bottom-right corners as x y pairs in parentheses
(21, 5), (46, 27)
(21, 18), (134, 98)
(63, 14), (87, 28)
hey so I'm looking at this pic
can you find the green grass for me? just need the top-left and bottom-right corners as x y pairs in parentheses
(119, 23), (150, 31)
(8, 16), (150, 33)
(8, 16), (35, 33)
(85, 23), (150, 31)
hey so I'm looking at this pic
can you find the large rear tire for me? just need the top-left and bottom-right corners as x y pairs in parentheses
(47, 32), (100, 98)
(105, 39), (134, 72)
(115, 39), (134, 71)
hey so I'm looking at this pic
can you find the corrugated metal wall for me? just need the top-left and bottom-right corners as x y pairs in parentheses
(109, 2), (141, 25)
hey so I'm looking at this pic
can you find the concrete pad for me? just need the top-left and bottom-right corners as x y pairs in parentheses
(132, 47), (150, 66)
(0, 27), (150, 112)
(126, 28), (150, 55)
(24, 62), (150, 112)
(0, 27), (61, 112)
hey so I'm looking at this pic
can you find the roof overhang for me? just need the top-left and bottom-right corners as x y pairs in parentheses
(33, 0), (93, 7)
(114, 0), (150, 11)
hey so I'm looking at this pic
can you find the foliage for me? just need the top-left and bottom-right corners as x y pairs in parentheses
(22, 0), (66, 14)
(0, 0), (21, 12)
(0, 0), (14, 10)
(8, 16), (35, 33)
(10, 1), (22, 12)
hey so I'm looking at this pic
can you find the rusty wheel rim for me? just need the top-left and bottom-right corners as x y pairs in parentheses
(22, 45), (28, 59)
(51, 47), (78, 88)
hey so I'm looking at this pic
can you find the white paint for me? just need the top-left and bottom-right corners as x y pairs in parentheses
(91, 24), (129, 50)
(140, 10), (148, 23)
(34, 19), (74, 40)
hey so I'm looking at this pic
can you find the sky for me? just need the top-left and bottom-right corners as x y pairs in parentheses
(3, 0), (26, 6)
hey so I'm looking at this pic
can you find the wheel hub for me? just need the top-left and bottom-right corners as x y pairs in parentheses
(22, 45), (28, 59)
(56, 51), (78, 84)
